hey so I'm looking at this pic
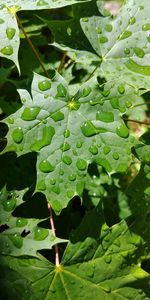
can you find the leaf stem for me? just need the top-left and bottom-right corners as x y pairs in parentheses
(131, 101), (150, 108)
(16, 14), (50, 78)
(122, 117), (150, 125)
(47, 203), (60, 267)
(57, 52), (67, 73)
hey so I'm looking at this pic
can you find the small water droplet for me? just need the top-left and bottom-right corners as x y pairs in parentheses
(103, 145), (111, 154)
(116, 123), (129, 138)
(117, 85), (125, 94)
(68, 174), (76, 181)
(76, 141), (82, 148)
(61, 142), (70, 151)
(50, 234), (56, 241)
(52, 185), (60, 195)
(113, 152), (119, 160)
(81, 17), (89, 22)
(82, 87), (91, 97)
(99, 36), (108, 43)
(9, 233), (23, 248)
(101, 89), (110, 97)
(101, 284), (111, 293)
(133, 47), (145, 58)
(116, 163), (128, 172)
(39, 160), (54, 172)
(51, 111), (64, 122)
(124, 48), (130, 55)
(62, 155), (72, 165)
(0, 45), (13, 55)
(76, 158), (87, 170)
(128, 17), (136, 25)
(52, 200), (62, 213)
(6, 27), (16, 40)
(67, 27), (71, 36)
(67, 190), (74, 198)
(59, 168), (64, 175)
(21, 107), (40, 121)
(86, 264), (95, 277)
(64, 129), (70, 138)
(105, 24), (113, 32)
(37, 0), (48, 5)
(34, 227), (48, 241)
(89, 145), (98, 155)
(37, 180), (46, 191)
(38, 80), (51, 91)
(119, 31), (132, 40)
(142, 23), (150, 31)
(50, 179), (56, 185)
(56, 83), (67, 97)
(81, 120), (97, 137)
(96, 27), (102, 34)
(12, 127), (23, 143)
(16, 218), (28, 227)
(96, 111), (114, 122)
(7, 117), (14, 124)
(104, 255), (112, 264)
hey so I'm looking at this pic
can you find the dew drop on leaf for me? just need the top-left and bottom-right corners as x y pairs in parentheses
(142, 23), (150, 31)
(124, 48), (130, 55)
(61, 142), (70, 151)
(6, 27), (16, 40)
(34, 227), (49, 241)
(116, 124), (129, 138)
(133, 47), (145, 58)
(16, 218), (28, 227)
(76, 158), (87, 170)
(37, 180), (46, 191)
(9, 233), (23, 248)
(39, 160), (54, 172)
(82, 87), (91, 97)
(56, 83), (67, 97)
(0, 45), (13, 55)
(52, 200), (62, 213)
(103, 145), (111, 154)
(119, 31), (132, 40)
(50, 179), (56, 185)
(81, 120), (97, 137)
(89, 145), (98, 155)
(104, 255), (112, 264)
(38, 80), (51, 91)
(128, 17), (136, 25)
(76, 141), (82, 148)
(99, 36), (108, 43)
(67, 190), (74, 198)
(12, 127), (23, 143)
(21, 107), (40, 121)
(117, 85), (125, 94)
(52, 185), (60, 195)
(105, 24), (113, 32)
(68, 174), (76, 181)
(51, 111), (64, 122)
(62, 155), (72, 165)
(37, 0), (48, 6)
(113, 152), (119, 160)
(96, 111), (114, 122)
(2, 197), (16, 211)
(64, 129), (70, 138)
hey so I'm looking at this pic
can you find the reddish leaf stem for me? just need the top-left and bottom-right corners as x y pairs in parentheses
(122, 117), (150, 125)
(47, 203), (60, 267)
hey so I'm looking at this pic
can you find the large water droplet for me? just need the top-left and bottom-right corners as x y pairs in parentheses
(133, 47), (145, 58)
(21, 107), (40, 121)
(2, 196), (16, 212)
(82, 87), (91, 97)
(103, 145), (111, 154)
(16, 218), (28, 227)
(99, 36), (108, 43)
(6, 27), (16, 40)
(81, 121), (97, 137)
(105, 24), (113, 32)
(96, 111), (114, 122)
(31, 126), (55, 151)
(142, 23), (150, 31)
(116, 124), (129, 138)
(76, 158), (87, 170)
(39, 160), (54, 172)
(38, 80), (51, 91)
(68, 174), (76, 181)
(104, 255), (112, 264)
(119, 31), (132, 40)
(62, 155), (72, 165)
(89, 145), (98, 155)
(12, 127), (23, 143)
(1, 45), (13, 55)
(34, 227), (49, 241)
(51, 111), (64, 122)
(9, 233), (23, 248)
(56, 84), (67, 97)
(52, 200), (62, 213)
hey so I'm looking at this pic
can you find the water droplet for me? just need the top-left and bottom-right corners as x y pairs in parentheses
(86, 264), (95, 277)
(9, 233), (23, 248)
(12, 127), (23, 143)
(56, 84), (67, 97)
(37, 0), (48, 5)
(116, 163), (128, 172)
(62, 155), (72, 165)
(81, 121), (97, 137)
(52, 200), (62, 213)
(76, 181), (84, 195)
(89, 145), (98, 155)
(31, 126), (55, 151)
(0, 18), (4, 24)
(38, 80), (51, 91)
(99, 36), (108, 43)
(61, 142), (70, 151)
(101, 284), (111, 293)
(96, 111), (114, 122)
(117, 85), (125, 94)
(105, 24), (113, 32)
(119, 31), (132, 40)
(52, 186), (60, 195)
(64, 129), (70, 138)
(6, 27), (16, 40)
(68, 99), (80, 111)
(34, 227), (49, 241)
(96, 158), (112, 172)
(103, 145), (111, 154)
(81, 17), (89, 22)
(67, 190), (74, 198)
(104, 255), (112, 264)
(21, 107), (40, 121)
(125, 59), (150, 76)
(96, 27), (102, 34)
(39, 160), (54, 172)
(7, 117), (14, 124)
(128, 17), (136, 25)
(147, 35), (150, 42)
(50, 179), (56, 185)
(51, 111), (64, 122)
(16, 218), (28, 227)
(50, 234), (56, 242)
(116, 124), (129, 138)
(113, 152), (119, 160)
(82, 87), (91, 97)
(0, 45), (13, 55)
(76, 141), (82, 148)
(68, 174), (76, 181)
(37, 180), (46, 191)
(133, 47), (145, 58)
(124, 48), (130, 55)
(67, 27), (71, 36)
(101, 89), (110, 97)
(76, 158), (87, 170)
(2, 197), (16, 212)
(142, 23), (150, 31)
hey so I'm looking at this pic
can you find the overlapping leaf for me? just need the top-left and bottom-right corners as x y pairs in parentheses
(80, 0), (150, 88)
(3, 72), (139, 212)
(0, 187), (66, 257)
(0, 0), (88, 68)
(0, 214), (149, 299)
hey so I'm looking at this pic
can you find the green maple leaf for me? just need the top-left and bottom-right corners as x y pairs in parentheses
(0, 187), (66, 257)
(0, 212), (149, 299)
(0, 0), (88, 69)
(79, 0), (150, 89)
(3, 72), (138, 212)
